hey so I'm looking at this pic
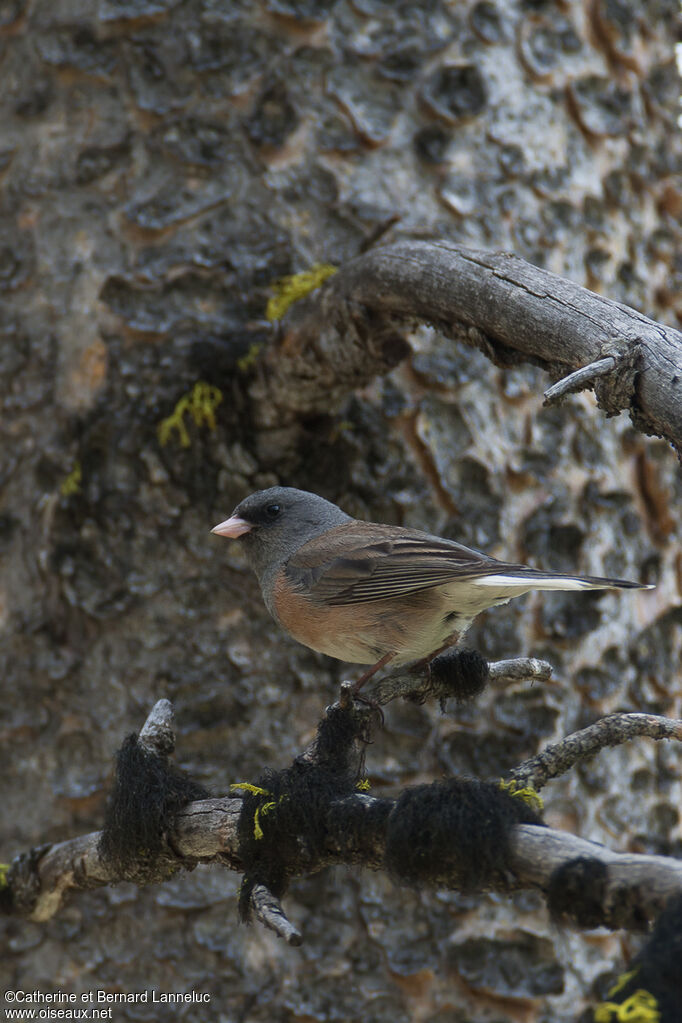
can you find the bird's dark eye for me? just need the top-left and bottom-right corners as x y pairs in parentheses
(266, 504), (281, 519)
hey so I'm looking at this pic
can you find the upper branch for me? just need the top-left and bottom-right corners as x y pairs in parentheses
(250, 241), (682, 456)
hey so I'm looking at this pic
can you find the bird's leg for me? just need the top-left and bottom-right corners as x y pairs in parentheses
(348, 652), (395, 729)
(351, 651), (395, 694)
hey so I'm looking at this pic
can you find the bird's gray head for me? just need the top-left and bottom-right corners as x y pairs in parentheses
(212, 487), (352, 584)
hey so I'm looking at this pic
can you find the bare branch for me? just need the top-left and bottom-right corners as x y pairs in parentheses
(297, 653), (549, 765)
(366, 654), (552, 707)
(251, 241), (682, 455)
(509, 825), (682, 927)
(138, 698), (175, 756)
(18, 796), (242, 923)
(489, 658), (554, 685)
(510, 713), (682, 791)
(543, 356), (617, 404)
(25, 834), (117, 923)
(250, 884), (303, 946)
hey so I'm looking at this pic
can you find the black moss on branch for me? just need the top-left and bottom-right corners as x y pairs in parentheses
(384, 778), (543, 889)
(585, 893), (682, 1023)
(236, 703), (544, 920)
(237, 705), (365, 920)
(98, 733), (209, 883)
(431, 648), (490, 704)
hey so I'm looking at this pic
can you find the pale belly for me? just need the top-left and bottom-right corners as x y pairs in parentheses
(272, 581), (485, 666)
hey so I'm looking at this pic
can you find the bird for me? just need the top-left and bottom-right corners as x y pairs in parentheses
(211, 487), (652, 690)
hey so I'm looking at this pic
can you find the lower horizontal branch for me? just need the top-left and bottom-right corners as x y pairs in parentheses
(5, 696), (681, 934)
(9, 782), (682, 928)
(510, 825), (682, 927)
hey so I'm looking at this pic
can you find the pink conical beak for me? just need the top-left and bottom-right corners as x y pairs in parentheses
(211, 515), (252, 538)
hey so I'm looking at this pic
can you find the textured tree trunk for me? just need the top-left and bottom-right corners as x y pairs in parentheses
(1, 0), (681, 1019)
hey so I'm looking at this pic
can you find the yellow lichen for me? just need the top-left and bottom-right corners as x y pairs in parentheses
(157, 381), (223, 448)
(593, 989), (660, 1022)
(498, 778), (544, 813)
(265, 263), (337, 322)
(608, 970), (640, 998)
(237, 342), (264, 373)
(230, 783), (270, 797)
(60, 461), (82, 497)
(253, 801), (277, 841)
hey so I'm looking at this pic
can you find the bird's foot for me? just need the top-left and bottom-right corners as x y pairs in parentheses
(350, 687), (385, 728)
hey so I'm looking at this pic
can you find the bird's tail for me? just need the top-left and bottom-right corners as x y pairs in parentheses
(472, 570), (653, 593)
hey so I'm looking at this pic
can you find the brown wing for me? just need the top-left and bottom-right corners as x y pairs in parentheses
(285, 522), (515, 605)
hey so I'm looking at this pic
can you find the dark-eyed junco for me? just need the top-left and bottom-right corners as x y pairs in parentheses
(212, 487), (652, 689)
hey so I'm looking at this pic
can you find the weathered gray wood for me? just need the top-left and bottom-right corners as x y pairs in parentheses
(254, 241), (682, 456)
(544, 357), (617, 402)
(251, 883), (303, 946)
(509, 826), (682, 923)
(510, 713), (682, 790)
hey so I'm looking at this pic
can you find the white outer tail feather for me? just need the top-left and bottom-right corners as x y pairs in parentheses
(472, 574), (651, 592)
